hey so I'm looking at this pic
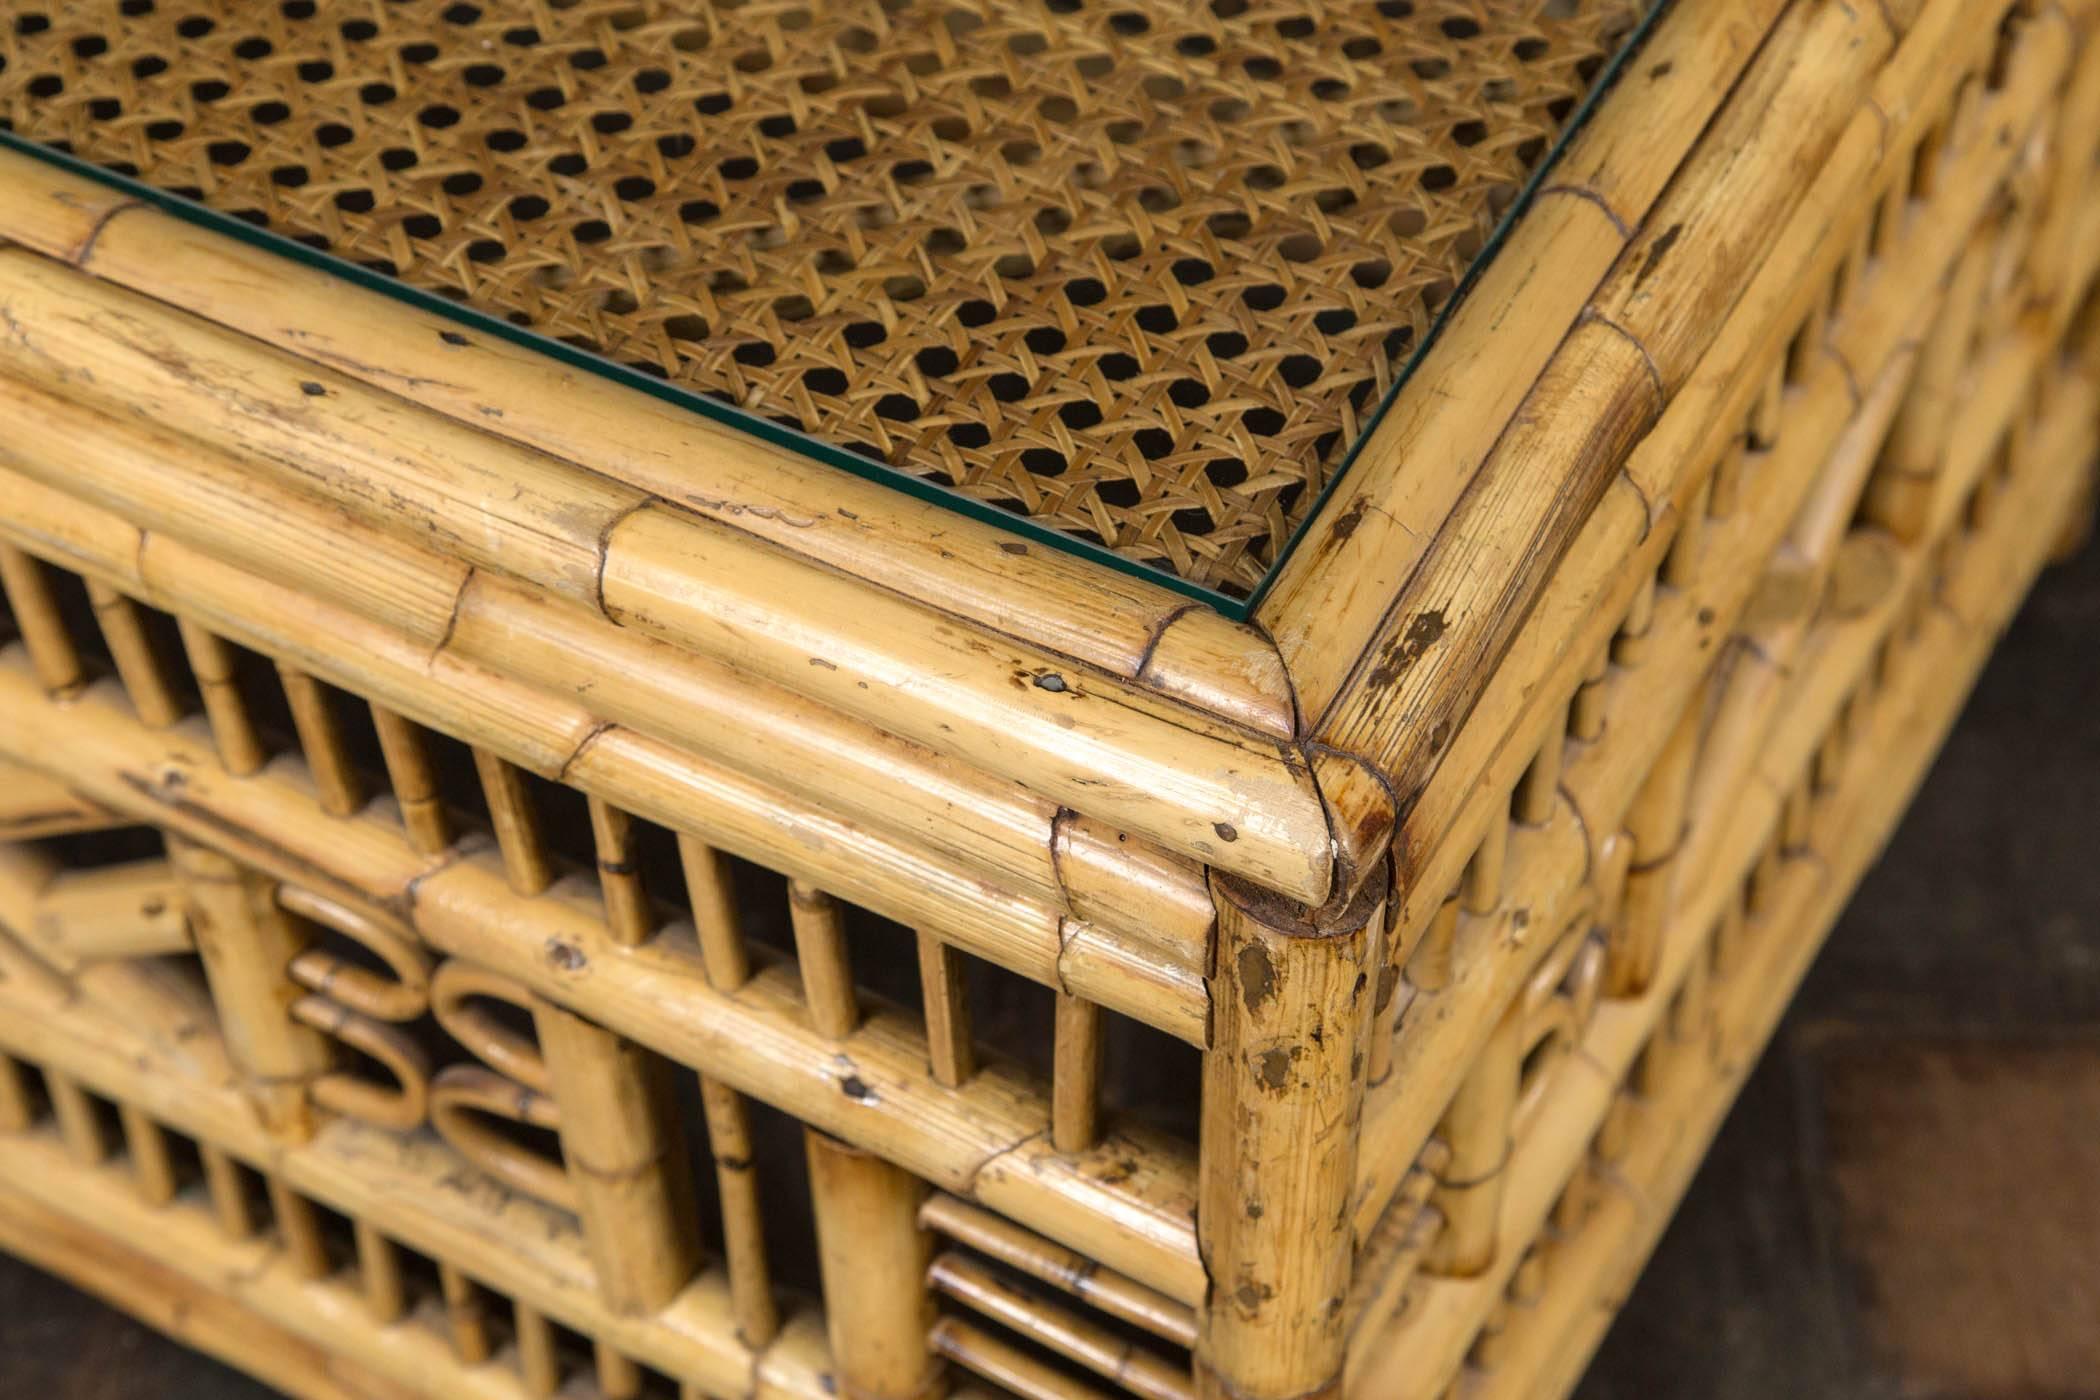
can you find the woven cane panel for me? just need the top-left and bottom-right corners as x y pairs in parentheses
(0, 0), (1644, 595)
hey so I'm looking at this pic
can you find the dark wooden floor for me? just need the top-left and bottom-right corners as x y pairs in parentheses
(4, 540), (2097, 1399)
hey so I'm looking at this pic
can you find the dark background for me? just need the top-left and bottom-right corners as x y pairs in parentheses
(5, 542), (2097, 1400)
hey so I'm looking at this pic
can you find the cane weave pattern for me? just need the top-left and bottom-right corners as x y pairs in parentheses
(0, 0), (1645, 595)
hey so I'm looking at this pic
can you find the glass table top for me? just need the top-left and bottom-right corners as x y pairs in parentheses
(0, 0), (1661, 616)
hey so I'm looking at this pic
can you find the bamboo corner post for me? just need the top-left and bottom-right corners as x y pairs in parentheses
(1198, 866), (1386, 1400)
(534, 998), (702, 1316)
(805, 1129), (944, 1400)
(170, 837), (331, 1142)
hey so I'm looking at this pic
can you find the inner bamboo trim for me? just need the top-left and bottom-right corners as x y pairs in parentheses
(0, 0), (1646, 595)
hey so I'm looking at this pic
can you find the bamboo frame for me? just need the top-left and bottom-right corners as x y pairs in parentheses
(0, 2), (2092, 1398)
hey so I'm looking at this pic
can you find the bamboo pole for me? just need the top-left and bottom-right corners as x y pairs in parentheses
(1424, 999), (1522, 1279)
(1606, 686), (1706, 997)
(916, 932), (977, 1088)
(354, 1219), (408, 1325)
(439, 1263), (494, 1364)
(171, 837), (330, 1142)
(0, 1052), (30, 1131)
(30, 858), (193, 970)
(698, 1075), (780, 1349)
(515, 1303), (562, 1397)
(589, 796), (655, 947)
(178, 620), (267, 775)
(1051, 992), (1103, 1154)
(679, 834), (752, 993)
(928, 1252), (1192, 1400)
(87, 580), (184, 729)
(0, 762), (118, 841)
(473, 748), (554, 896)
(279, 665), (364, 819)
(201, 1144), (256, 1240)
(919, 1194), (1197, 1348)
(1197, 871), (1382, 1400)
(47, 1070), (109, 1165)
(534, 998), (702, 1315)
(118, 1102), (180, 1206)
(805, 1130), (943, 1400)
(0, 542), (83, 695)
(371, 706), (451, 855)
(932, 1317), (1111, 1400)
(268, 1177), (331, 1281)
(788, 881), (859, 1040)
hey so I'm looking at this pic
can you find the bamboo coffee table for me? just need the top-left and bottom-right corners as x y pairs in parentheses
(0, 1), (2094, 1397)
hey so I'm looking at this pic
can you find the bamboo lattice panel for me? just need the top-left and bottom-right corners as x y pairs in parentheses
(0, 0), (1645, 595)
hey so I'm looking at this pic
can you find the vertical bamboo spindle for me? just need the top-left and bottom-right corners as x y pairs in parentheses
(277, 664), (364, 817)
(439, 1263), (494, 1364)
(1367, 903), (1407, 1088)
(1710, 894), (1748, 982)
(86, 580), (183, 728)
(534, 998), (701, 1314)
(372, 706), (451, 854)
(1665, 480), (1710, 587)
(354, 1219), (407, 1324)
(1513, 707), (1568, 827)
(1611, 572), (1658, 669)
(119, 1102), (179, 1206)
(0, 1052), (32, 1131)
(595, 1343), (642, 1400)
(1569, 642), (1610, 741)
(588, 795), (654, 946)
(172, 837), (331, 1141)
(177, 620), (266, 774)
(1608, 687), (1705, 997)
(268, 1177), (330, 1280)
(1425, 997), (1522, 1279)
(0, 544), (85, 694)
(1871, 235), (1992, 542)
(699, 1075), (780, 1347)
(1198, 871), (1382, 1400)
(679, 834), (751, 991)
(201, 1143), (256, 1239)
(789, 881), (859, 1038)
(1052, 991), (1103, 1153)
(1462, 809), (1508, 916)
(1408, 892), (1463, 997)
(805, 1130), (943, 1400)
(515, 1303), (562, 1397)
(915, 931), (976, 1087)
(473, 748), (553, 895)
(46, 1071), (108, 1166)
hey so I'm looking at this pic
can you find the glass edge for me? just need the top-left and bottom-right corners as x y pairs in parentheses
(1242, 0), (1675, 616)
(0, 4), (1668, 627)
(0, 126), (1237, 613)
